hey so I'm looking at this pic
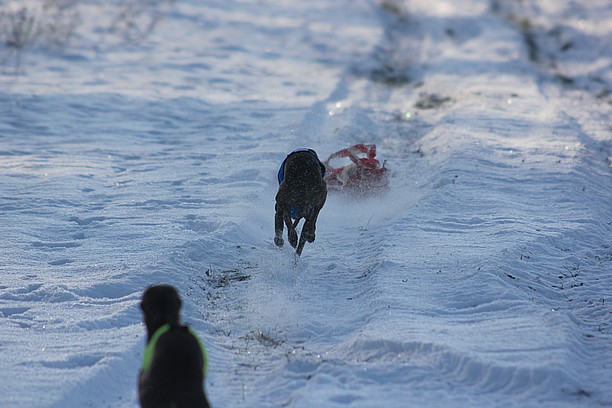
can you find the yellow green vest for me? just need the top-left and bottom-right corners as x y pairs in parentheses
(141, 324), (209, 376)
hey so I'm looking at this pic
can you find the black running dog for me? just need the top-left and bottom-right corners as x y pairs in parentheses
(139, 285), (211, 408)
(275, 148), (327, 256)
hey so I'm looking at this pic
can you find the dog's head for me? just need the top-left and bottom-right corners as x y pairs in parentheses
(141, 284), (182, 341)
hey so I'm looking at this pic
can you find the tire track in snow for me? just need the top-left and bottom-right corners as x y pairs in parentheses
(189, 2), (432, 405)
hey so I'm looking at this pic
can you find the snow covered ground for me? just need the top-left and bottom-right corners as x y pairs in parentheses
(0, 0), (610, 407)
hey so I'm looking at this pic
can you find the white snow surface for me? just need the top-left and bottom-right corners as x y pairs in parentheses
(0, 0), (611, 407)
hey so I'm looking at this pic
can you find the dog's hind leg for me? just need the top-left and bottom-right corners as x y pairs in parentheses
(296, 236), (307, 256)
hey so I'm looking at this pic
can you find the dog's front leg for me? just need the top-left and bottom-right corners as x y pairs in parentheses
(296, 210), (319, 256)
(285, 212), (298, 248)
(274, 205), (285, 247)
(302, 209), (320, 243)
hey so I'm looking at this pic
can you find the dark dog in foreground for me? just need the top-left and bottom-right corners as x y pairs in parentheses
(275, 148), (327, 256)
(139, 285), (210, 408)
